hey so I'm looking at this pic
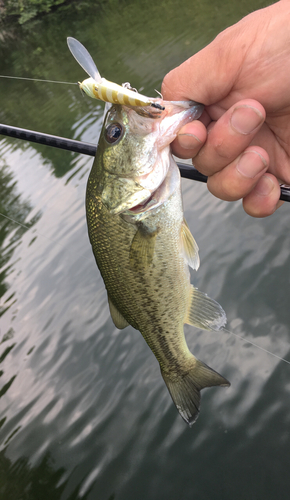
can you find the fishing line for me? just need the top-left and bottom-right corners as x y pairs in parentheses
(1, 73), (290, 361)
(0, 75), (290, 197)
(0, 75), (77, 85)
(0, 212), (33, 231)
(222, 328), (290, 365)
(0, 211), (71, 252)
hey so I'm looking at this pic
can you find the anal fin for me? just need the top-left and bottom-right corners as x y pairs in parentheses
(185, 285), (227, 331)
(108, 295), (129, 329)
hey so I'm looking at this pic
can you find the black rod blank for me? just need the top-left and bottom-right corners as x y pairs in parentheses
(0, 123), (97, 157)
(0, 123), (289, 202)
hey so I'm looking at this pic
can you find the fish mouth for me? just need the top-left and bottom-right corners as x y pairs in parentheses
(118, 191), (160, 223)
(102, 100), (203, 217)
(107, 188), (151, 215)
(128, 193), (157, 214)
(99, 173), (152, 215)
(124, 160), (180, 218)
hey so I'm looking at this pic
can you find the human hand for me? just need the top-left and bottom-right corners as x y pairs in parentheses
(161, 0), (290, 217)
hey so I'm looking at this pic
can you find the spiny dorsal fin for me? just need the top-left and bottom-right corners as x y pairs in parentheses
(181, 219), (200, 271)
(184, 285), (227, 331)
(108, 295), (129, 329)
(129, 226), (159, 270)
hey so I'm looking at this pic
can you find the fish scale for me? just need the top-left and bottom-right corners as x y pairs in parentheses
(87, 176), (189, 366)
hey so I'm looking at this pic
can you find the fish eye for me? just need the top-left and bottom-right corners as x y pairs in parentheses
(105, 123), (123, 144)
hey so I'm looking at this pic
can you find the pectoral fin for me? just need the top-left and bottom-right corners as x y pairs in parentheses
(108, 295), (129, 329)
(181, 219), (200, 270)
(129, 226), (159, 270)
(185, 285), (227, 331)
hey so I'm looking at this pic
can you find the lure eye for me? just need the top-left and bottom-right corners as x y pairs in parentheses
(105, 123), (123, 144)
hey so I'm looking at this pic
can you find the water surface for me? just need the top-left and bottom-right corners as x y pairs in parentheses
(1, 1), (290, 499)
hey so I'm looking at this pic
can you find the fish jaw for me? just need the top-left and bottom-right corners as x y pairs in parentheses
(100, 100), (203, 177)
(101, 155), (180, 216)
(156, 100), (204, 149)
(101, 104), (159, 178)
(118, 100), (204, 194)
(123, 157), (181, 221)
(117, 102), (203, 214)
(96, 100), (203, 214)
(122, 99), (204, 157)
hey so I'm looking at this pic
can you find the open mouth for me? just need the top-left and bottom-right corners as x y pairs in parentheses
(128, 192), (158, 214)
(126, 161), (180, 217)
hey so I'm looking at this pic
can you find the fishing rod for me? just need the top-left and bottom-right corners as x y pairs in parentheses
(0, 122), (289, 202)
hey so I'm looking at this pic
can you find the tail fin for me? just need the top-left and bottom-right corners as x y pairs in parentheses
(161, 358), (230, 426)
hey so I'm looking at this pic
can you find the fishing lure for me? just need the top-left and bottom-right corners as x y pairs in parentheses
(67, 37), (164, 111)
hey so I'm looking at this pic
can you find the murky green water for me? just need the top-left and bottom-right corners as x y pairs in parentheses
(1, 1), (290, 498)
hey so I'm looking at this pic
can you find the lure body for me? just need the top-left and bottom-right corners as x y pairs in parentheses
(67, 37), (164, 110)
(80, 76), (159, 107)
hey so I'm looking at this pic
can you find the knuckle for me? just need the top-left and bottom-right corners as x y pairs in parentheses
(211, 137), (235, 161)
(208, 177), (241, 202)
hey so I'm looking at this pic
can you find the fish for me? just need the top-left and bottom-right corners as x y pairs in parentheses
(67, 37), (164, 110)
(86, 99), (230, 426)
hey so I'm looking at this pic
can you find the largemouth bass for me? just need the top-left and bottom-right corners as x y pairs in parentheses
(86, 99), (230, 426)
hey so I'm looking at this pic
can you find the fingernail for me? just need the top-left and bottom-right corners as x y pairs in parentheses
(253, 175), (275, 196)
(236, 151), (267, 178)
(178, 133), (202, 149)
(231, 105), (264, 135)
